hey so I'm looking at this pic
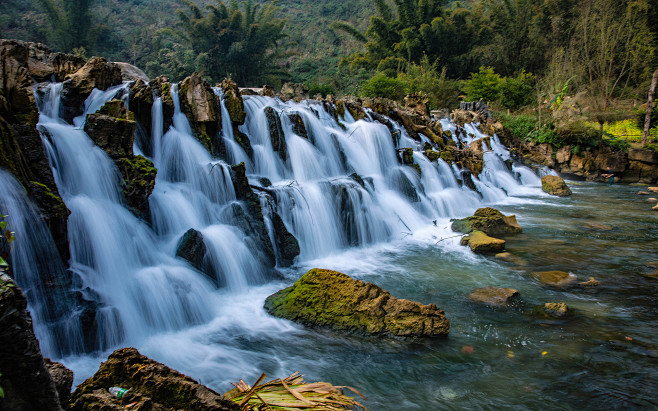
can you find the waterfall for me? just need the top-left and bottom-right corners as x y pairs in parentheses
(4, 79), (544, 367)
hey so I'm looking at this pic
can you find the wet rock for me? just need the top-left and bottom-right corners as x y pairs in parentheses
(44, 358), (74, 406)
(219, 78), (246, 125)
(582, 222), (613, 231)
(468, 286), (519, 307)
(178, 73), (223, 156)
(128, 77), (175, 156)
(68, 347), (239, 411)
(261, 85), (275, 97)
(649, 187), (658, 193)
(532, 271), (577, 287)
(288, 112), (308, 139)
(280, 82), (309, 101)
(175, 229), (207, 272)
(265, 106), (286, 160)
(577, 277), (600, 287)
(115, 62), (148, 82)
(495, 252), (527, 266)
(22, 40), (86, 82)
(404, 93), (429, 117)
(272, 212), (300, 267)
(451, 207), (522, 236)
(653, 204), (658, 211)
(265, 268), (449, 337)
(539, 302), (569, 318)
(541, 175), (572, 196)
(643, 270), (658, 279)
(0, 274), (63, 411)
(638, 191), (651, 195)
(460, 231), (506, 254)
(60, 57), (123, 122)
(646, 197), (657, 202)
(424, 149), (440, 162)
(401, 147), (414, 165)
(459, 139), (486, 176)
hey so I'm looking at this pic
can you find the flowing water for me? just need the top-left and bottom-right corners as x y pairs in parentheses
(1, 83), (657, 409)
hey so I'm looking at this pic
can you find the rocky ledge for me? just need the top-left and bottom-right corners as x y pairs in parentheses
(264, 268), (450, 338)
(451, 207), (522, 236)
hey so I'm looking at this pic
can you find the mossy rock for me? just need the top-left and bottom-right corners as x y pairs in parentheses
(401, 147), (414, 164)
(440, 147), (456, 164)
(424, 149), (440, 162)
(451, 207), (522, 236)
(532, 271), (577, 287)
(460, 231), (506, 254)
(264, 268), (449, 337)
(468, 286), (519, 307)
(410, 163), (422, 176)
(541, 175), (572, 196)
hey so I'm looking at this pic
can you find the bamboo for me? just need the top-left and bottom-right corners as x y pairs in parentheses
(643, 69), (658, 146)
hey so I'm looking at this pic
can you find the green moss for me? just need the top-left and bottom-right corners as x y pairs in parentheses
(424, 149), (440, 162)
(451, 207), (522, 236)
(29, 181), (68, 216)
(401, 147), (413, 164)
(440, 147), (455, 164)
(410, 163), (422, 176)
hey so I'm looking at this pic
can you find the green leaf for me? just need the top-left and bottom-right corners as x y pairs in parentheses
(0, 222), (6, 230)
(0, 385), (4, 398)
(0, 256), (7, 267)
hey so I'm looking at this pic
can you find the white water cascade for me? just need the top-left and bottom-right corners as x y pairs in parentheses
(3, 80), (548, 384)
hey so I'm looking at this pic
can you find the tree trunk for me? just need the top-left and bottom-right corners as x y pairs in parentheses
(643, 69), (658, 146)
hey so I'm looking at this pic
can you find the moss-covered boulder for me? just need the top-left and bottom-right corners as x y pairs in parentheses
(68, 347), (239, 411)
(401, 147), (414, 165)
(532, 271), (577, 287)
(264, 268), (450, 337)
(540, 302), (570, 318)
(541, 175), (572, 196)
(468, 286), (519, 307)
(424, 149), (440, 162)
(460, 231), (506, 254)
(115, 155), (157, 220)
(451, 207), (522, 236)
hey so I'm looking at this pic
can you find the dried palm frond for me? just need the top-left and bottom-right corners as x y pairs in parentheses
(224, 372), (368, 411)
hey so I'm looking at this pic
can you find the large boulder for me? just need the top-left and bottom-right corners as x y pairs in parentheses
(468, 286), (519, 307)
(541, 175), (572, 196)
(128, 76), (175, 156)
(219, 78), (246, 125)
(68, 347), (239, 411)
(60, 57), (123, 122)
(114, 62), (148, 82)
(0, 274), (63, 411)
(451, 207), (522, 236)
(178, 73), (223, 156)
(460, 231), (506, 254)
(44, 359), (74, 407)
(264, 268), (450, 337)
(84, 100), (157, 220)
(0, 39), (70, 259)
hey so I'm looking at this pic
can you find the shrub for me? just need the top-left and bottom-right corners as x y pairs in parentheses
(360, 72), (406, 100)
(500, 70), (536, 110)
(464, 66), (501, 103)
(308, 82), (336, 98)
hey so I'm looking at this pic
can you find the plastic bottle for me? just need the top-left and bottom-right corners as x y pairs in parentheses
(108, 386), (128, 399)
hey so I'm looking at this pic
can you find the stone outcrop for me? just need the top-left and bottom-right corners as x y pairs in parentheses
(175, 228), (222, 286)
(179, 73), (224, 156)
(84, 100), (157, 219)
(69, 347), (239, 411)
(128, 76), (175, 156)
(115, 62), (148, 82)
(451, 207), (522, 236)
(219, 78), (253, 156)
(460, 230), (506, 254)
(0, 274), (63, 411)
(265, 106), (286, 160)
(44, 359), (74, 407)
(271, 212), (300, 267)
(60, 57), (123, 122)
(264, 268), (450, 337)
(280, 82), (309, 101)
(288, 112), (309, 139)
(541, 175), (572, 196)
(533, 271), (577, 287)
(0, 39), (70, 259)
(13, 39), (86, 82)
(468, 286), (519, 307)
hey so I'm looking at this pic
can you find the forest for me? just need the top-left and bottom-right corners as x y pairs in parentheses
(1, 0), (658, 146)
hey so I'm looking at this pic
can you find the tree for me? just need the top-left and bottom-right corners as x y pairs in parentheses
(33, 0), (95, 52)
(642, 69), (658, 146)
(176, 0), (289, 85)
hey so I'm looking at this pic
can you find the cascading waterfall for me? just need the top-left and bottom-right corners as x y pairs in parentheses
(3, 78), (547, 385)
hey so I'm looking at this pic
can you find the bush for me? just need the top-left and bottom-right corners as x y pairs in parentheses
(308, 82), (336, 98)
(398, 57), (460, 109)
(500, 70), (535, 110)
(464, 66), (501, 103)
(499, 113), (562, 147)
(360, 72), (406, 100)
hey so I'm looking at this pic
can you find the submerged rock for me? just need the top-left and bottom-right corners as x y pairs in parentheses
(532, 271), (577, 287)
(468, 286), (519, 307)
(175, 229), (207, 272)
(541, 175), (572, 196)
(264, 268), (450, 337)
(0, 274), (63, 411)
(538, 302), (570, 318)
(69, 347), (239, 411)
(577, 277), (601, 287)
(451, 207), (522, 236)
(271, 212), (300, 267)
(495, 252), (527, 266)
(460, 231), (506, 254)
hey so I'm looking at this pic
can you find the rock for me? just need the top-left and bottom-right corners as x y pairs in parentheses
(401, 147), (414, 165)
(265, 106), (286, 160)
(84, 100), (136, 159)
(460, 231), (506, 254)
(648, 187), (658, 193)
(647, 261), (658, 268)
(0, 274), (63, 411)
(114, 62), (148, 82)
(84, 100), (156, 220)
(628, 148), (658, 164)
(638, 191), (651, 195)
(532, 271), (577, 287)
(582, 222), (613, 231)
(643, 270), (658, 279)
(261, 85), (275, 97)
(178, 73), (223, 156)
(468, 286), (519, 307)
(60, 57), (123, 122)
(280, 82), (309, 101)
(646, 197), (657, 202)
(175, 229), (207, 272)
(495, 252), (527, 266)
(451, 207), (522, 236)
(541, 302), (569, 318)
(44, 358), (74, 406)
(541, 175), (572, 196)
(653, 204), (658, 211)
(288, 112), (308, 139)
(555, 146), (572, 164)
(68, 347), (239, 411)
(578, 277), (600, 287)
(264, 268), (449, 337)
(219, 78), (246, 125)
(404, 93), (429, 117)
(271, 212), (300, 267)
(424, 149), (440, 162)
